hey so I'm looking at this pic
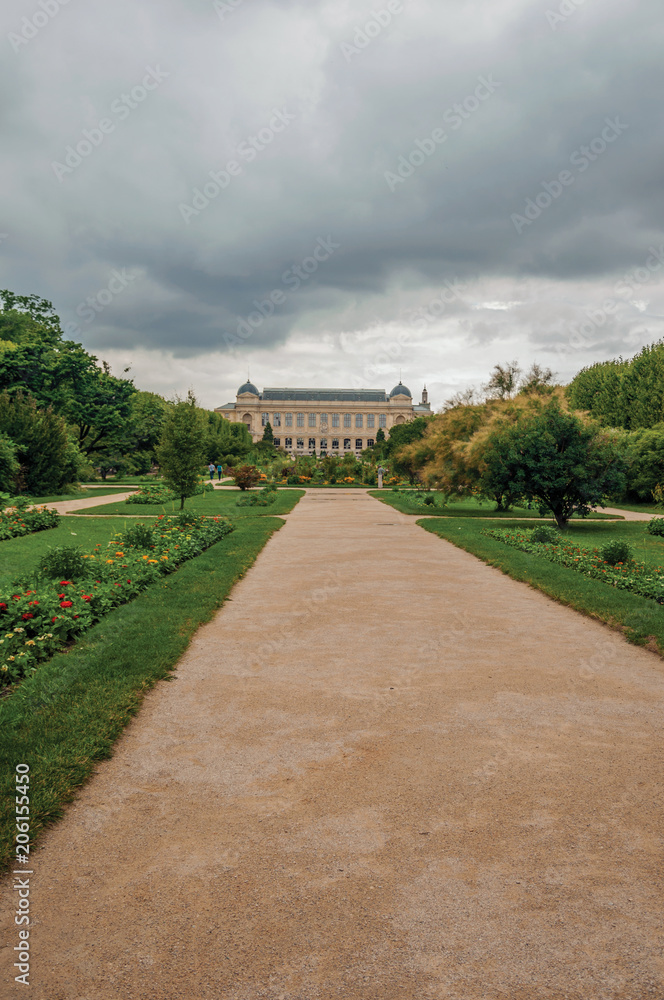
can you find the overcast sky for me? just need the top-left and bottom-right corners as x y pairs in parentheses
(2, 0), (663, 409)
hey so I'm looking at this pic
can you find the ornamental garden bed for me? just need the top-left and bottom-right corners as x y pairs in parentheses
(484, 525), (664, 604)
(0, 502), (60, 541)
(0, 513), (233, 685)
(74, 489), (304, 518)
(125, 482), (215, 504)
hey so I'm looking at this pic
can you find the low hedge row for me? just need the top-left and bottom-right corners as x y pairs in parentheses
(0, 514), (233, 684)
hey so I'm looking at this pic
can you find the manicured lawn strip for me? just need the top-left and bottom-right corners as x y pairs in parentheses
(419, 517), (664, 653)
(608, 503), (662, 515)
(0, 517), (122, 589)
(371, 492), (618, 519)
(74, 489), (304, 518)
(0, 517), (283, 871)
(30, 488), (135, 504)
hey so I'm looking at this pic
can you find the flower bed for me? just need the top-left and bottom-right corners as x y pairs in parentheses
(484, 527), (664, 604)
(0, 504), (59, 542)
(0, 514), (233, 684)
(125, 482), (215, 504)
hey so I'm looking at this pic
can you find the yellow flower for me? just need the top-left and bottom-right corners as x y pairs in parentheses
(106, 559), (114, 563)
(0, 665), (7, 672)
(148, 559), (158, 564)
(8, 656), (15, 662)
(25, 640), (35, 646)
(115, 552), (124, 556)
(161, 555), (168, 560)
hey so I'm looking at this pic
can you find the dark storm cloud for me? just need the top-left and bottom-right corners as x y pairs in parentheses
(1, 0), (663, 364)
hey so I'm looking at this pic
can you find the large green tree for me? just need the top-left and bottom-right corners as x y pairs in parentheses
(155, 391), (207, 509)
(0, 391), (85, 494)
(480, 399), (627, 527)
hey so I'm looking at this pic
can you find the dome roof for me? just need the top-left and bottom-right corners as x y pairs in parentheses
(238, 381), (259, 396)
(390, 381), (412, 398)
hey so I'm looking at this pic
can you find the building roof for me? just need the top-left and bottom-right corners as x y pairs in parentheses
(389, 381), (412, 398)
(261, 387), (389, 402)
(238, 381), (260, 395)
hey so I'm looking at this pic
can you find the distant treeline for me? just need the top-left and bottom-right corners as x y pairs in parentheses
(567, 341), (664, 429)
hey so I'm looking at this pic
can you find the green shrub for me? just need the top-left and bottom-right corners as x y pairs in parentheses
(423, 495), (435, 506)
(37, 545), (87, 582)
(530, 525), (561, 544)
(647, 517), (664, 536)
(599, 539), (633, 565)
(122, 522), (155, 549)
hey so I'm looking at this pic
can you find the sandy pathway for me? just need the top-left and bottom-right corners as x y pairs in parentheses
(39, 491), (137, 515)
(2, 490), (663, 999)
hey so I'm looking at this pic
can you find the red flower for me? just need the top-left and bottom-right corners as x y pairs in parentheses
(58, 593), (65, 599)
(60, 600), (73, 608)
(127, 580), (131, 584)
(60, 580), (72, 586)
(21, 613), (34, 620)
(29, 600), (39, 606)
(51, 616), (58, 623)
(0, 603), (6, 610)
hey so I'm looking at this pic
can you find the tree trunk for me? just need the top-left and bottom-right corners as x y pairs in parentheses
(180, 496), (185, 510)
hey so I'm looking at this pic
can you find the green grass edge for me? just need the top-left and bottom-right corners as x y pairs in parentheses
(0, 516), (284, 872)
(418, 516), (664, 658)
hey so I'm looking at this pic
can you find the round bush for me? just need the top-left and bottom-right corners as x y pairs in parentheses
(647, 517), (664, 536)
(123, 522), (155, 549)
(530, 525), (560, 544)
(599, 539), (633, 565)
(37, 545), (87, 581)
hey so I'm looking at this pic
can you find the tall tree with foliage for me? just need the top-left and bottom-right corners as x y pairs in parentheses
(155, 391), (207, 509)
(568, 341), (664, 429)
(0, 391), (85, 494)
(479, 399), (626, 527)
(262, 421), (274, 445)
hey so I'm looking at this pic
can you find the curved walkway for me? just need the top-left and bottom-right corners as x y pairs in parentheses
(2, 490), (663, 998)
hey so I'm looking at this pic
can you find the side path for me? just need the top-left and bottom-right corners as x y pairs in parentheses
(2, 491), (663, 999)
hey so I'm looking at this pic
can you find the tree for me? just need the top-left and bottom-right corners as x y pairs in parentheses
(622, 424), (664, 501)
(0, 433), (19, 492)
(0, 290), (64, 348)
(479, 399), (627, 527)
(262, 421), (274, 445)
(385, 416), (429, 455)
(0, 391), (85, 494)
(155, 391), (207, 509)
(484, 361), (522, 400)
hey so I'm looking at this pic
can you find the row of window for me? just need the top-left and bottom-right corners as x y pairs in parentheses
(262, 413), (386, 429)
(274, 438), (374, 451)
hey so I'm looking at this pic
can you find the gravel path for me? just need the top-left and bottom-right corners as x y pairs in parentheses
(2, 489), (663, 999)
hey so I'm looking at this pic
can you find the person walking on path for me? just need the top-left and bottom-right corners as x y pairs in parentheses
(208, 462), (216, 480)
(217, 463), (223, 480)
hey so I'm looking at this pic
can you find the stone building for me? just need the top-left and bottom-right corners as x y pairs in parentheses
(215, 382), (431, 456)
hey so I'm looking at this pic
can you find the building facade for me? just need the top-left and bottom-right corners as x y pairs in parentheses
(216, 382), (431, 457)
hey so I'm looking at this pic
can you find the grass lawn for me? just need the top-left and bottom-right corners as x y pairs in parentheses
(29, 487), (134, 505)
(608, 502), (662, 515)
(74, 489), (304, 518)
(420, 516), (664, 654)
(370, 492), (619, 519)
(0, 517), (128, 590)
(0, 516), (285, 871)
